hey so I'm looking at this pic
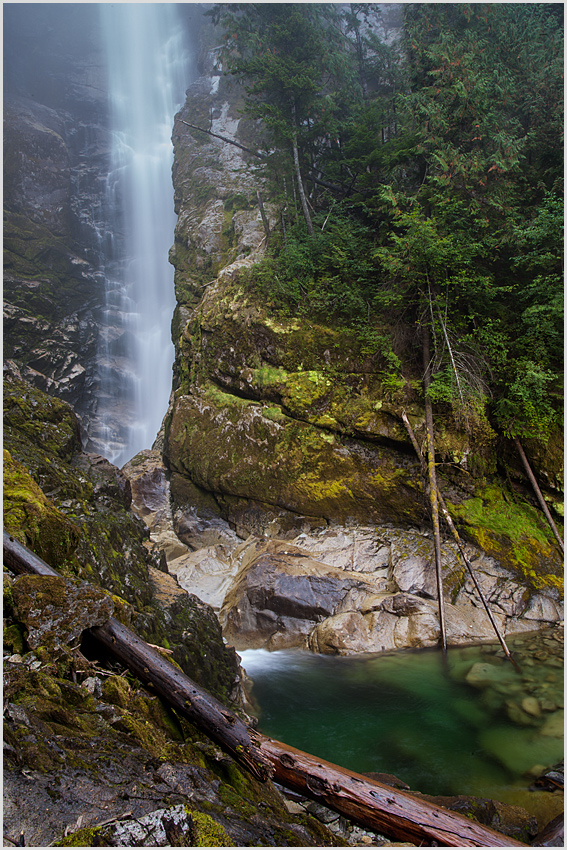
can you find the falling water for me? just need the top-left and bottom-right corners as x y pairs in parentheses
(94, 4), (189, 467)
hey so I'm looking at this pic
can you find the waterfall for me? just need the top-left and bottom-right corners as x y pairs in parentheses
(94, 3), (189, 467)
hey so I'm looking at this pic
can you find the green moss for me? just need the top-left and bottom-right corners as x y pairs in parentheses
(101, 675), (131, 709)
(54, 826), (111, 846)
(3, 623), (25, 655)
(254, 364), (288, 386)
(449, 485), (562, 587)
(3, 449), (80, 568)
(189, 810), (235, 846)
(4, 574), (15, 617)
(113, 712), (173, 758)
(217, 781), (256, 818)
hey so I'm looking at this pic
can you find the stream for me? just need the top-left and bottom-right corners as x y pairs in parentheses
(240, 627), (563, 825)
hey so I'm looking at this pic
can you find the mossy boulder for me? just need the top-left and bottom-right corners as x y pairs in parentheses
(165, 384), (425, 527)
(448, 485), (563, 593)
(163, 256), (563, 584)
(11, 573), (114, 651)
(3, 656), (341, 847)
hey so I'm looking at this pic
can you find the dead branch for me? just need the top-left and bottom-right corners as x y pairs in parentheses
(514, 437), (564, 555)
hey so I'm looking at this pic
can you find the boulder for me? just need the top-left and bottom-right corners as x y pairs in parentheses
(219, 538), (379, 650)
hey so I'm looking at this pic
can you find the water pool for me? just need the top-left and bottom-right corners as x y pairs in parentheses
(240, 628), (563, 824)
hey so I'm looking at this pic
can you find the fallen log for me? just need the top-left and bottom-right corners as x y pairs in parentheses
(4, 529), (528, 846)
(179, 118), (267, 159)
(254, 736), (527, 847)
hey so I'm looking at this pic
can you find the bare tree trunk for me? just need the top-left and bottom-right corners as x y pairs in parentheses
(180, 118), (266, 159)
(423, 324), (447, 652)
(291, 100), (314, 237)
(256, 190), (271, 243)
(401, 412), (519, 669)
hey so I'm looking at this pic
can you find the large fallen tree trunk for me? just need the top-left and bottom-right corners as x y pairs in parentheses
(255, 736), (527, 847)
(4, 529), (527, 847)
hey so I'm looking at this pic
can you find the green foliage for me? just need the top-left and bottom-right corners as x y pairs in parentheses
(494, 361), (559, 441)
(212, 1), (563, 442)
(247, 209), (380, 321)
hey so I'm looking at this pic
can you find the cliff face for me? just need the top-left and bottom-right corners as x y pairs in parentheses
(165, 24), (563, 592)
(3, 5), (110, 435)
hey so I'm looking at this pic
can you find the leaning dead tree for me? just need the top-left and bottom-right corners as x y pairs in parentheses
(514, 437), (564, 555)
(4, 530), (527, 847)
(401, 411), (519, 669)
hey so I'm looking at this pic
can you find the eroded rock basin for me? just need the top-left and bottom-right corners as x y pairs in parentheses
(240, 626), (564, 827)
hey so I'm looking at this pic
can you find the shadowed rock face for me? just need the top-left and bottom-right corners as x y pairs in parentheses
(3, 5), (109, 430)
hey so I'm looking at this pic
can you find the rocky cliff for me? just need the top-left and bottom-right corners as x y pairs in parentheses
(164, 20), (563, 618)
(3, 5), (111, 436)
(2, 11), (563, 844)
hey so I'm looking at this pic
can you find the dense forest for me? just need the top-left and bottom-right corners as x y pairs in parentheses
(209, 2), (563, 444)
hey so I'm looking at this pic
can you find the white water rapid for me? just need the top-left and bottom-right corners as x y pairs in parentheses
(95, 4), (189, 467)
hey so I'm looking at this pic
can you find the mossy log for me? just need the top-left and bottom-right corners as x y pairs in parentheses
(3, 529), (528, 847)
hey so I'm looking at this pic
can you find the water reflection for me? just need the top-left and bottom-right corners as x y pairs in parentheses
(240, 628), (563, 823)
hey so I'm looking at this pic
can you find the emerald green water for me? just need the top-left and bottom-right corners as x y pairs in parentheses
(240, 629), (563, 823)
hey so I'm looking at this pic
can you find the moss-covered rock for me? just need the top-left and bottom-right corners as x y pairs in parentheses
(448, 485), (563, 592)
(3, 656), (341, 847)
(3, 449), (80, 568)
(165, 384), (425, 527)
(2, 372), (342, 846)
(3, 374), (241, 703)
(11, 573), (114, 651)
(164, 261), (563, 582)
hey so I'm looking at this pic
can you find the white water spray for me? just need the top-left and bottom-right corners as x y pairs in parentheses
(95, 4), (189, 467)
